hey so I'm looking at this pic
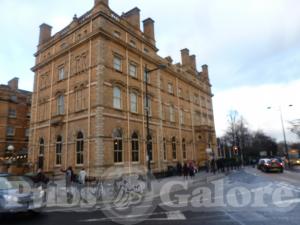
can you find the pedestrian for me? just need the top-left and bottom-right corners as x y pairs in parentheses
(183, 163), (188, 179)
(210, 159), (216, 174)
(176, 162), (182, 176)
(35, 168), (49, 189)
(189, 163), (195, 178)
(78, 168), (87, 202)
(61, 166), (74, 203)
(205, 160), (209, 173)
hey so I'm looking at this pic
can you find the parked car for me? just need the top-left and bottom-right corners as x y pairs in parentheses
(0, 173), (46, 213)
(257, 158), (283, 173)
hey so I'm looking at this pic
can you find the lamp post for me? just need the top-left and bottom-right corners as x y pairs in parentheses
(144, 64), (166, 191)
(267, 105), (293, 168)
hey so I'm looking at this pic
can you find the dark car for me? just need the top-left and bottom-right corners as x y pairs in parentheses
(258, 158), (283, 173)
(0, 174), (46, 213)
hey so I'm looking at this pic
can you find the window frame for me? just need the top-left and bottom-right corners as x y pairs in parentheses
(113, 87), (122, 109)
(113, 130), (123, 163)
(172, 137), (177, 160)
(130, 92), (138, 113)
(55, 136), (63, 166)
(131, 132), (139, 162)
(76, 132), (84, 165)
(113, 55), (122, 72)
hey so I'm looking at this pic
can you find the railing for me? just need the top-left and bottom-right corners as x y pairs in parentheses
(78, 10), (92, 24)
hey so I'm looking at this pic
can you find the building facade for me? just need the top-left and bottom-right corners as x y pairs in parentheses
(29, 0), (217, 176)
(0, 78), (31, 174)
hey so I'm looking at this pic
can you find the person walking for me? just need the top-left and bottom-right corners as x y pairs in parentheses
(35, 168), (49, 189)
(61, 166), (74, 203)
(183, 163), (188, 180)
(78, 168), (87, 202)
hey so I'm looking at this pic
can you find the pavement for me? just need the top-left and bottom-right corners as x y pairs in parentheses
(4, 166), (300, 225)
(43, 170), (227, 211)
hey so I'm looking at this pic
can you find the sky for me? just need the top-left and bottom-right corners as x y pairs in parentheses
(0, 0), (299, 143)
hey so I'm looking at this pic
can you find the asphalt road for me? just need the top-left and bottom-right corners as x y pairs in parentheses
(3, 167), (300, 225)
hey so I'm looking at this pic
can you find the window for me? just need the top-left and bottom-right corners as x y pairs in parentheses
(131, 132), (139, 162)
(172, 137), (177, 160)
(113, 129), (123, 163)
(169, 105), (175, 122)
(182, 138), (187, 159)
(129, 63), (137, 78)
(163, 138), (167, 161)
(144, 95), (151, 116)
(113, 87), (121, 109)
(56, 136), (62, 165)
(113, 31), (121, 38)
(8, 109), (16, 118)
(147, 135), (153, 161)
(144, 70), (150, 84)
(57, 95), (64, 115)
(10, 95), (17, 102)
(39, 138), (44, 156)
(130, 93), (138, 113)
(178, 88), (182, 98)
(76, 132), (84, 165)
(6, 127), (15, 136)
(75, 89), (86, 111)
(179, 109), (184, 125)
(58, 67), (64, 80)
(129, 40), (136, 48)
(25, 128), (30, 137)
(168, 83), (173, 94)
(113, 56), (122, 71)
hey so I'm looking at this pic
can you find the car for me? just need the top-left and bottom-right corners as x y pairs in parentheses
(258, 158), (284, 173)
(0, 174), (46, 213)
(257, 158), (270, 170)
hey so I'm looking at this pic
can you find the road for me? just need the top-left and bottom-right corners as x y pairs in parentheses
(3, 166), (300, 225)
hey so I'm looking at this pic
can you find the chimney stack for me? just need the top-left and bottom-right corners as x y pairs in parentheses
(39, 23), (52, 45)
(143, 18), (155, 41)
(8, 77), (19, 90)
(190, 55), (197, 70)
(94, 0), (108, 6)
(202, 64), (209, 77)
(122, 7), (140, 30)
(93, 0), (109, 14)
(181, 48), (190, 67)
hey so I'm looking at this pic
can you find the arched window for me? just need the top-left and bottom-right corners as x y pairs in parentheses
(113, 129), (123, 163)
(39, 138), (44, 156)
(172, 137), (176, 160)
(130, 92), (137, 113)
(113, 87), (121, 109)
(147, 135), (153, 161)
(76, 132), (84, 165)
(182, 138), (187, 160)
(56, 135), (62, 165)
(163, 138), (167, 161)
(131, 132), (139, 162)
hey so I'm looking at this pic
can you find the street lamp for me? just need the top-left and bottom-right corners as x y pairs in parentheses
(267, 105), (293, 168)
(144, 64), (166, 191)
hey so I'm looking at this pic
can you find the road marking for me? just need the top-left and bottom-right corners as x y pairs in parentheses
(166, 210), (186, 220)
(79, 210), (186, 222)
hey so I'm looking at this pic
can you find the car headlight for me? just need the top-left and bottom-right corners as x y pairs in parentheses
(3, 195), (18, 202)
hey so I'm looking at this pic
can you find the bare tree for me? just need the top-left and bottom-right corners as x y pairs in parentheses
(289, 119), (300, 139)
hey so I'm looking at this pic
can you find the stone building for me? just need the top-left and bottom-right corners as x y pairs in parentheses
(29, 0), (217, 176)
(0, 78), (31, 174)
